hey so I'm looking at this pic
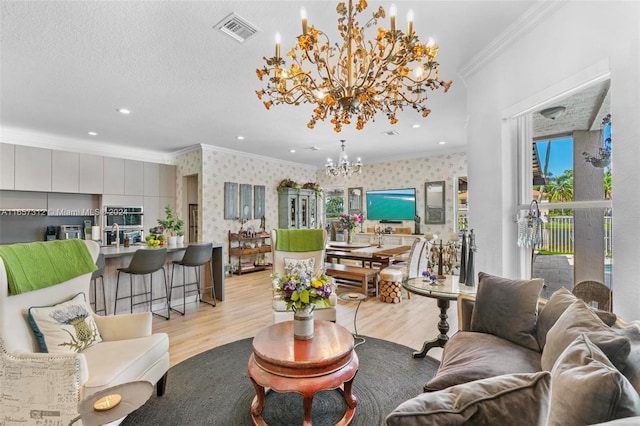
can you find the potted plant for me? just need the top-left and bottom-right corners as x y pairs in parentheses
(157, 205), (184, 246)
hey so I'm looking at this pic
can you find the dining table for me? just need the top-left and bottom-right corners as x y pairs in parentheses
(325, 243), (412, 268)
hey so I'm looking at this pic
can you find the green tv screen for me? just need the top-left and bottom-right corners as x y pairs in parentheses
(366, 188), (416, 221)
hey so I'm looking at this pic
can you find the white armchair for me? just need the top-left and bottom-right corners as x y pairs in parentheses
(0, 240), (169, 425)
(270, 229), (337, 323)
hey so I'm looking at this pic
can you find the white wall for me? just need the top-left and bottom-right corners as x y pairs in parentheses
(466, 2), (640, 319)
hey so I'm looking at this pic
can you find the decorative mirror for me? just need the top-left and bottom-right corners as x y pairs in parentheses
(425, 181), (445, 224)
(254, 185), (265, 219)
(347, 187), (363, 214)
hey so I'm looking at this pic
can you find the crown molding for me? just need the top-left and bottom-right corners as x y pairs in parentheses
(198, 143), (317, 171)
(0, 126), (174, 164)
(459, 1), (564, 80)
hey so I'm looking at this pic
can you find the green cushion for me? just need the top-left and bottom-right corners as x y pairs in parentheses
(470, 272), (544, 352)
(28, 293), (102, 353)
(387, 372), (551, 426)
(549, 334), (640, 426)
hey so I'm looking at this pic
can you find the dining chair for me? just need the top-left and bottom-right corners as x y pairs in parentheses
(572, 280), (613, 312)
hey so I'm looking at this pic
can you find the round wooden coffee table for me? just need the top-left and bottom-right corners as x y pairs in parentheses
(248, 320), (358, 426)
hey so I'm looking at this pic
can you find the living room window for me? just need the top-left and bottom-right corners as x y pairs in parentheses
(516, 80), (613, 294)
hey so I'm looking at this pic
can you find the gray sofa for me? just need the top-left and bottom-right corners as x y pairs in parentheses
(386, 272), (640, 426)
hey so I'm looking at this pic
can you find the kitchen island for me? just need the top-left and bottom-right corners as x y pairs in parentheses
(99, 242), (225, 316)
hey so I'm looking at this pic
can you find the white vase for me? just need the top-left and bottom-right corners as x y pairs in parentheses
(292, 305), (315, 340)
(177, 235), (185, 245)
(168, 236), (178, 246)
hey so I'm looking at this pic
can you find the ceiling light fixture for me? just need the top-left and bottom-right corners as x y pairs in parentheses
(539, 106), (566, 120)
(116, 108), (131, 115)
(88, 131), (98, 136)
(326, 140), (362, 177)
(236, 136), (245, 140)
(256, 1), (452, 133)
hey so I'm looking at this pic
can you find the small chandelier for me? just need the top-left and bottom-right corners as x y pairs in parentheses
(326, 140), (362, 177)
(256, 0), (452, 133)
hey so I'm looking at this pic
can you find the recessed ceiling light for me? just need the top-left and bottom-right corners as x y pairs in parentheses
(236, 136), (245, 140)
(116, 108), (131, 115)
(88, 131), (98, 136)
(290, 149), (296, 153)
(412, 124), (421, 129)
(438, 141), (446, 145)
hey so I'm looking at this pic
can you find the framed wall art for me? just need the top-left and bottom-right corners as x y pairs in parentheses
(254, 185), (265, 219)
(224, 182), (238, 220)
(239, 183), (252, 220)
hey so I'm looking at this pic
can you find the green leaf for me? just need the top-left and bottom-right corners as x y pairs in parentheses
(291, 292), (299, 301)
(300, 290), (310, 304)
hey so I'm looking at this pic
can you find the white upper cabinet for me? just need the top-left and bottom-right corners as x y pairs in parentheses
(0, 144), (15, 190)
(79, 154), (104, 194)
(103, 157), (125, 195)
(124, 160), (144, 196)
(14, 146), (51, 192)
(143, 162), (160, 196)
(159, 164), (176, 197)
(51, 151), (79, 193)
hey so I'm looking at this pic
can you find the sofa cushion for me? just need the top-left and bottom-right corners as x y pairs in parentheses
(470, 272), (543, 352)
(615, 323), (640, 394)
(541, 300), (630, 371)
(424, 331), (541, 392)
(28, 292), (102, 353)
(82, 332), (169, 392)
(549, 334), (640, 426)
(284, 257), (315, 276)
(387, 371), (551, 426)
(537, 287), (617, 349)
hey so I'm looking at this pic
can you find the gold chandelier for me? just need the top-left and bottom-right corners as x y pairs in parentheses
(256, 0), (452, 133)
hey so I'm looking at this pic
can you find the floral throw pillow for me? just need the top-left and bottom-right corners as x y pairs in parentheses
(284, 257), (316, 277)
(28, 293), (102, 353)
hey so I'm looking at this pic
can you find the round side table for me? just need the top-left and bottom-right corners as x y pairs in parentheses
(339, 292), (367, 347)
(71, 381), (153, 426)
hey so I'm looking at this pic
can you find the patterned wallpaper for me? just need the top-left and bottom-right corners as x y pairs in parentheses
(175, 146), (467, 261)
(315, 151), (468, 238)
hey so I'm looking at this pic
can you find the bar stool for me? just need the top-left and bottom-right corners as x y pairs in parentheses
(169, 243), (216, 315)
(114, 248), (170, 320)
(90, 253), (107, 315)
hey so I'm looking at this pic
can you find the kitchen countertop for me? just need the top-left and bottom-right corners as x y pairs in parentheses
(100, 242), (223, 259)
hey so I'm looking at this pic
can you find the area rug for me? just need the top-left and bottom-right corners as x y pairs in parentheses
(122, 336), (440, 426)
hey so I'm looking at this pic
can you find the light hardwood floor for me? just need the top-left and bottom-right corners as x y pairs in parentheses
(153, 270), (456, 367)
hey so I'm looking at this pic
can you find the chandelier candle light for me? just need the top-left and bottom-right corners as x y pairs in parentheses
(256, 0), (452, 132)
(326, 140), (363, 177)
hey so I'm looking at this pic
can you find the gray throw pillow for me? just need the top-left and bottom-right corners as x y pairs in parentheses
(387, 371), (551, 426)
(549, 334), (640, 426)
(537, 287), (617, 349)
(615, 324), (640, 394)
(470, 272), (544, 352)
(541, 299), (630, 371)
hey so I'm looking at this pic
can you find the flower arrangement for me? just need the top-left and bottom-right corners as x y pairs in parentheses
(271, 271), (333, 311)
(339, 213), (363, 231)
(421, 270), (439, 284)
(301, 181), (322, 194)
(583, 114), (612, 168)
(277, 178), (301, 192)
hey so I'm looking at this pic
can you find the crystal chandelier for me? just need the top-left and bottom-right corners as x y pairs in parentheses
(326, 140), (362, 177)
(255, 0), (452, 133)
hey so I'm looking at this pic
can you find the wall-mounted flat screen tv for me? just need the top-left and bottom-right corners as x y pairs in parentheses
(366, 188), (416, 221)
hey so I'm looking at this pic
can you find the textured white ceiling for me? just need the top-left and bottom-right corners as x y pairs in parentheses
(2, 0), (601, 168)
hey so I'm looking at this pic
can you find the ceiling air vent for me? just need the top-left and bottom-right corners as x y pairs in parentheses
(214, 13), (260, 43)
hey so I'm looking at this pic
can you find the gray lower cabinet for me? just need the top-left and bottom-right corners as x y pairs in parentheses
(277, 188), (319, 229)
